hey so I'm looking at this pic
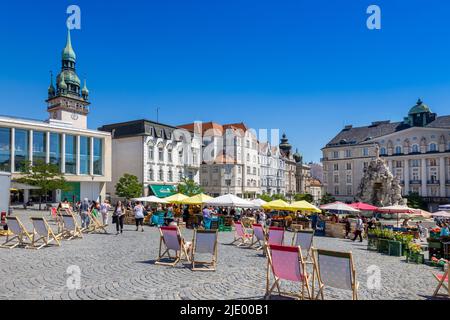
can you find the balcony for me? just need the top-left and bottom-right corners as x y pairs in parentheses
(427, 180), (440, 185)
(409, 180), (421, 185)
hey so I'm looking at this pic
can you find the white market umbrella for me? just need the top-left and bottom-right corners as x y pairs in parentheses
(320, 201), (360, 213)
(432, 211), (450, 218)
(131, 196), (167, 203)
(377, 205), (416, 227)
(438, 204), (450, 211)
(251, 198), (267, 208)
(205, 194), (255, 208)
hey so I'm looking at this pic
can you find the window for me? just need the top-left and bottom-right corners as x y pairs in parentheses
(247, 167), (250, 174)
(334, 175), (339, 183)
(380, 147), (387, 155)
(158, 147), (164, 162)
(412, 169), (419, 181)
(429, 159), (437, 167)
(65, 135), (77, 174)
(363, 162), (369, 169)
(168, 170), (173, 182)
(395, 161), (403, 168)
(79, 136), (91, 175)
(148, 145), (154, 161)
(167, 149), (172, 163)
(32, 131), (46, 164)
(363, 148), (369, 156)
(93, 138), (103, 175)
(148, 168), (154, 181)
(411, 159), (420, 167)
(178, 170), (183, 181)
(247, 153), (250, 162)
(346, 163), (352, 170)
(347, 186), (352, 195)
(333, 163), (339, 171)
(14, 129), (29, 172)
(179, 149), (183, 162)
(429, 143), (437, 152)
(334, 186), (339, 195)
(395, 146), (402, 154)
(158, 167), (164, 181)
(412, 144), (419, 153)
(333, 151), (339, 159)
(346, 174), (352, 184)
(0, 127), (11, 172)
(345, 150), (351, 158)
(49, 133), (62, 170)
(253, 167), (256, 175)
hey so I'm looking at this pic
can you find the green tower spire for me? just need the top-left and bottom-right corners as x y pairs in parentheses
(62, 28), (76, 63)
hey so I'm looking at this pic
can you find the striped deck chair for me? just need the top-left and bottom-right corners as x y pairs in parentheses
(29, 217), (61, 250)
(61, 214), (83, 240)
(292, 230), (315, 261)
(265, 244), (311, 300)
(0, 217), (33, 249)
(312, 248), (359, 300)
(250, 224), (266, 251)
(85, 210), (108, 234)
(230, 221), (253, 247)
(156, 226), (192, 267)
(433, 262), (449, 298)
(267, 226), (284, 246)
(191, 229), (218, 271)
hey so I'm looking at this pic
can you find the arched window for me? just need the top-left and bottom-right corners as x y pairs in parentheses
(429, 143), (437, 152)
(412, 144), (419, 153)
(395, 146), (402, 154)
(158, 146), (164, 162)
(380, 147), (387, 155)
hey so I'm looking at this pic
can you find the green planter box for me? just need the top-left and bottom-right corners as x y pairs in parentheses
(367, 237), (378, 251)
(407, 252), (425, 264)
(401, 246), (409, 257)
(388, 240), (402, 257)
(377, 239), (390, 254)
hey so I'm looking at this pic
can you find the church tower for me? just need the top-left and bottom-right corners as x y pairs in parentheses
(47, 28), (90, 129)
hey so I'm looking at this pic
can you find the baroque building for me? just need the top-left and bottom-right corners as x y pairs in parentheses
(322, 99), (450, 210)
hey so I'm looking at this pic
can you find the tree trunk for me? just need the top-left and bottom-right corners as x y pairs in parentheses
(39, 195), (42, 211)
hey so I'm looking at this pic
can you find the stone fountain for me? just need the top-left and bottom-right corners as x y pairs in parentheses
(356, 145), (406, 207)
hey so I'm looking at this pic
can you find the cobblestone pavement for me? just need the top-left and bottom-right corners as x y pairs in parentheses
(0, 211), (442, 300)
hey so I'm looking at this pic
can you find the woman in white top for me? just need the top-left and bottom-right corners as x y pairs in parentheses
(134, 201), (145, 232)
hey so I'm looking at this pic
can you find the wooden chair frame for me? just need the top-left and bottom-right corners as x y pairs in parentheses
(84, 210), (108, 234)
(433, 262), (449, 298)
(191, 229), (218, 271)
(250, 224), (267, 251)
(28, 217), (62, 250)
(265, 244), (311, 300)
(156, 226), (192, 267)
(0, 217), (33, 249)
(312, 248), (359, 300)
(291, 230), (315, 261)
(61, 214), (83, 240)
(230, 221), (253, 247)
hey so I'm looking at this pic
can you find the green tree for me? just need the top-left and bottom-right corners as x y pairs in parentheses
(17, 160), (70, 210)
(294, 193), (314, 203)
(406, 192), (427, 210)
(177, 178), (204, 197)
(320, 193), (336, 205)
(272, 193), (288, 202)
(258, 194), (273, 202)
(115, 174), (142, 200)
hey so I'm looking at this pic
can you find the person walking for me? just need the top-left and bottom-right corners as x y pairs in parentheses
(352, 215), (364, 242)
(134, 201), (145, 232)
(100, 200), (111, 226)
(344, 217), (351, 239)
(79, 198), (90, 229)
(113, 201), (125, 235)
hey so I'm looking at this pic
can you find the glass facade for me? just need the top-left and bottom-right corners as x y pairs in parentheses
(14, 129), (29, 172)
(93, 138), (103, 175)
(49, 133), (62, 169)
(32, 131), (46, 164)
(0, 127), (11, 171)
(79, 136), (91, 175)
(65, 135), (77, 174)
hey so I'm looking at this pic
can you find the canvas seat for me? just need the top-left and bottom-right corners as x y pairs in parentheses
(250, 224), (266, 251)
(267, 227), (284, 246)
(191, 229), (218, 271)
(156, 226), (192, 267)
(29, 217), (61, 250)
(61, 214), (83, 240)
(230, 221), (253, 247)
(312, 248), (359, 300)
(433, 262), (449, 298)
(0, 217), (33, 249)
(265, 244), (311, 300)
(85, 210), (108, 234)
(292, 230), (315, 261)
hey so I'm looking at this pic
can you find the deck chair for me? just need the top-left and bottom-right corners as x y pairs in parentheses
(0, 217), (33, 249)
(250, 224), (266, 251)
(156, 226), (192, 267)
(267, 226), (284, 246)
(312, 248), (359, 300)
(432, 262), (449, 298)
(29, 217), (61, 250)
(85, 210), (108, 234)
(292, 230), (315, 261)
(191, 229), (218, 271)
(265, 244), (311, 300)
(230, 221), (253, 247)
(61, 214), (83, 240)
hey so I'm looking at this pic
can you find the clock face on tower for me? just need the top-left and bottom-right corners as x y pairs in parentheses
(71, 113), (79, 120)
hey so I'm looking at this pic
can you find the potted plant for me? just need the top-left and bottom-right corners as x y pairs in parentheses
(377, 229), (394, 254)
(407, 243), (425, 264)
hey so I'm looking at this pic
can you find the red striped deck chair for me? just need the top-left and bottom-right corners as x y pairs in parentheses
(156, 226), (192, 267)
(312, 248), (359, 300)
(267, 226), (284, 246)
(230, 221), (253, 247)
(265, 244), (311, 300)
(250, 224), (266, 251)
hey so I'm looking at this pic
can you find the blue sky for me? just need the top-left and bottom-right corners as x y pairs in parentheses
(1, 0), (450, 162)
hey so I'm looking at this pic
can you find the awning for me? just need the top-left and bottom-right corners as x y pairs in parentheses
(10, 182), (41, 190)
(149, 185), (177, 198)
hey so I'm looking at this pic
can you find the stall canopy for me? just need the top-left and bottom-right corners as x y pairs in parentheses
(349, 202), (378, 211)
(205, 194), (254, 208)
(132, 196), (167, 203)
(438, 204), (450, 211)
(377, 204), (416, 226)
(149, 185), (177, 198)
(289, 200), (321, 213)
(432, 211), (450, 218)
(262, 199), (292, 211)
(164, 193), (188, 204)
(251, 198), (267, 208)
(320, 202), (360, 213)
(410, 209), (432, 220)
(183, 193), (213, 205)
